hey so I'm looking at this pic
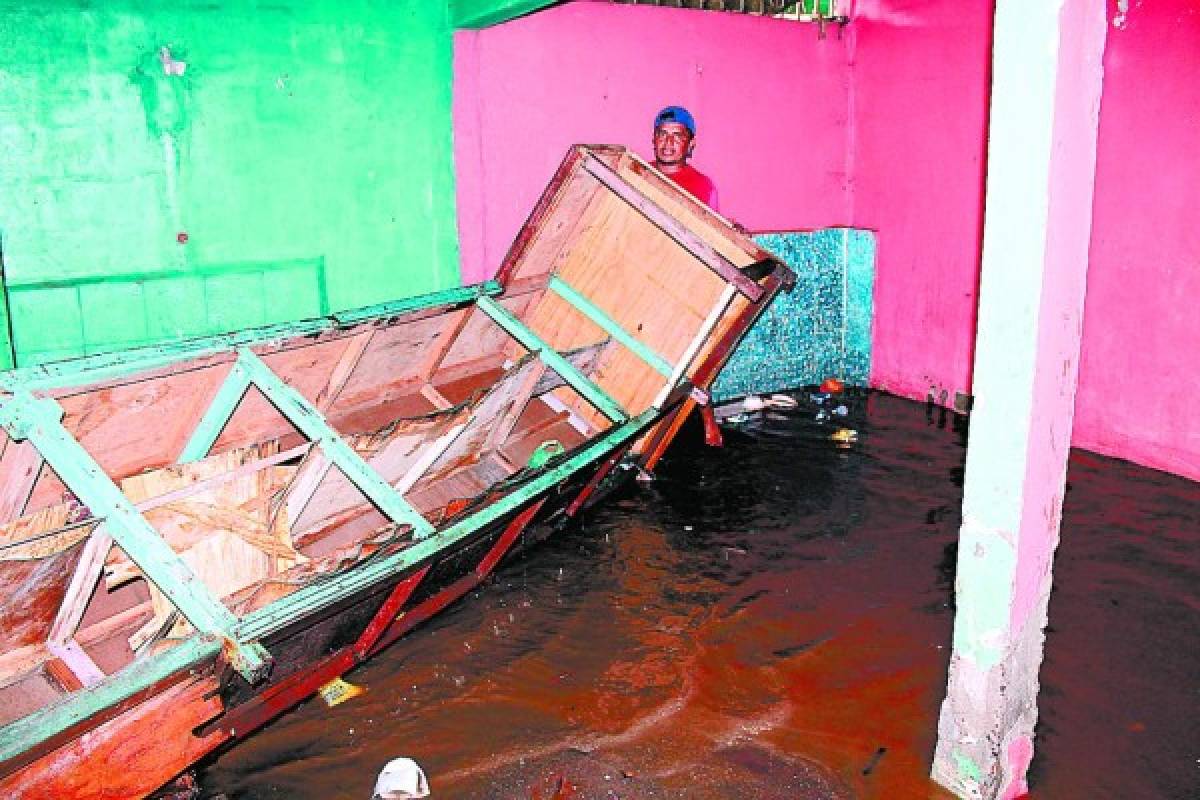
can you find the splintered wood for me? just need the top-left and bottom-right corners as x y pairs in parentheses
(0, 330), (598, 704)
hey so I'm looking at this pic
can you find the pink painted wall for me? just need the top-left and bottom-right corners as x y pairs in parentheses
(846, 0), (995, 404)
(454, 1), (1200, 481)
(452, 1), (852, 284)
(1073, 2), (1200, 482)
(846, 0), (1200, 480)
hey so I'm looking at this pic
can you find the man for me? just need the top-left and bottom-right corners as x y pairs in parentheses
(651, 105), (719, 211)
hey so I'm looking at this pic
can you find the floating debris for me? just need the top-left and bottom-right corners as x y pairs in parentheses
(831, 428), (858, 445)
(317, 677), (364, 707)
(372, 757), (430, 799)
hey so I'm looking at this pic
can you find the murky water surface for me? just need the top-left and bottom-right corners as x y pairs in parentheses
(199, 392), (1198, 799)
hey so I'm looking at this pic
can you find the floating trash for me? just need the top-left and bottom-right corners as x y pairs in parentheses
(765, 393), (798, 409)
(373, 757), (430, 799)
(527, 440), (565, 469)
(742, 394), (767, 411)
(831, 428), (858, 445)
(317, 677), (364, 707)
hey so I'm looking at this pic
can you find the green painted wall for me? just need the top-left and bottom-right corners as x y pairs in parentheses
(0, 1), (461, 365)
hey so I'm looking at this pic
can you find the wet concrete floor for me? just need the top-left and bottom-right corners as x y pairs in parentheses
(198, 391), (1198, 799)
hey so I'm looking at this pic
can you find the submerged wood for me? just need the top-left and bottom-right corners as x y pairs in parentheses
(0, 145), (792, 798)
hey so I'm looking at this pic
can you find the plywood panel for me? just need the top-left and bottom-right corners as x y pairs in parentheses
(0, 539), (85, 652)
(616, 152), (775, 269)
(50, 365), (230, 500)
(442, 293), (538, 371)
(520, 190), (734, 417)
(330, 312), (461, 414)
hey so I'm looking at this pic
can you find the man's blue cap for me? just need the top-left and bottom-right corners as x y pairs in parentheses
(654, 105), (696, 136)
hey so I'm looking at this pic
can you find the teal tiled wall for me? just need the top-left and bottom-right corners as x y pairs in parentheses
(711, 228), (875, 403)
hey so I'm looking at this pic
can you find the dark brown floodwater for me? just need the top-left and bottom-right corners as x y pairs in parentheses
(198, 392), (1198, 799)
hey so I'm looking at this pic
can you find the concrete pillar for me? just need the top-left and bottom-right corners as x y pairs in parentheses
(932, 2), (1108, 799)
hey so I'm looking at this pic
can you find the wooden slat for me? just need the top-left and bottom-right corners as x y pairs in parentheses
(47, 530), (113, 645)
(44, 640), (104, 689)
(0, 441), (43, 523)
(420, 384), (454, 411)
(315, 331), (375, 412)
(582, 154), (763, 302)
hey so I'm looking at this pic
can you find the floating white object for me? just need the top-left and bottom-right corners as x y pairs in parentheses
(742, 394), (766, 411)
(373, 757), (430, 799)
(765, 394), (798, 409)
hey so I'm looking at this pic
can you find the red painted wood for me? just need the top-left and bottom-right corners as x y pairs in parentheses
(0, 676), (226, 799)
(700, 405), (723, 447)
(494, 147), (588, 287)
(565, 447), (628, 517)
(352, 567), (429, 660)
(475, 499), (545, 578)
(202, 503), (544, 742)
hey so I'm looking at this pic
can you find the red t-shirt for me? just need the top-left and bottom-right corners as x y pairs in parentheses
(663, 164), (719, 211)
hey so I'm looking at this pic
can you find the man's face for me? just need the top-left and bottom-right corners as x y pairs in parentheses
(653, 122), (693, 167)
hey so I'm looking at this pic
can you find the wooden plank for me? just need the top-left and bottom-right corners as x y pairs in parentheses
(582, 154), (763, 302)
(417, 306), (477, 381)
(394, 423), (469, 495)
(177, 361), (254, 463)
(321, 313), (461, 417)
(282, 451), (335, 534)
(495, 146), (589, 286)
(315, 330), (375, 412)
(484, 362), (547, 453)
(530, 342), (611, 397)
(235, 349), (435, 540)
(42, 657), (83, 693)
(133, 443), (309, 514)
(352, 567), (429, 660)
(476, 297), (626, 423)
(47, 529), (113, 645)
(0, 392), (265, 681)
(420, 384), (454, 411)
(0, 441), (43, 523)
(547, 276), (672, 377)
(44, 640), (105, 688)
(653, 285), (737, 408)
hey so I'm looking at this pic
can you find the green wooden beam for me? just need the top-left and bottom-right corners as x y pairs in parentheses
(0, 282), (503, 393)
(475, 296), (627, 422)
(0, 391), (270, 683)
(547, 275), (673, 378)
(178, 360), (253, 463)
(233, 349), (436, 539)
(0, 634), (221, 769)
(238, 406), (660, 641)
(331, 280), (502, 325)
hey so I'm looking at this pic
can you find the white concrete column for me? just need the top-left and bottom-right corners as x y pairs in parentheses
(932, 2), (1108, 799)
